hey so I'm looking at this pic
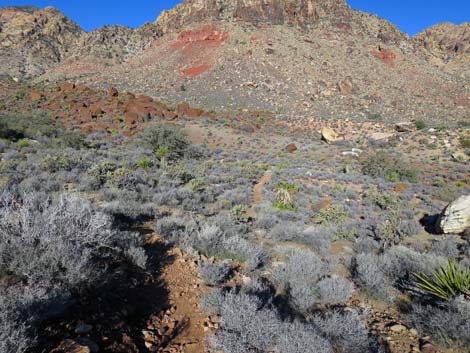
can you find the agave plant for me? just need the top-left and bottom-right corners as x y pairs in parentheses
(413, 259), (470, 301)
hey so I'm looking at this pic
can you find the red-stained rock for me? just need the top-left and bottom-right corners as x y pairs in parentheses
(90, 106), (104, 117)
(371, 48), (396, 64)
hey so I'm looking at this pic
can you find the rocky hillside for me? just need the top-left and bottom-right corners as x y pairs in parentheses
(414, 22), (470, 81)
(1, 1), (469, 122)
(0, 6), (161, 79)
(0, 6), (82, 78)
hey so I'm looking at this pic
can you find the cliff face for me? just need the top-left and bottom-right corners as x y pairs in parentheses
(155, 0), (351, 31)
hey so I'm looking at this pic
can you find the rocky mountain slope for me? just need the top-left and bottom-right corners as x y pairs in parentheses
(414, 22), (470, 81)
(0, 1), (469, 122)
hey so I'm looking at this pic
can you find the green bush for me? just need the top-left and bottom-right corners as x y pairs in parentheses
(18, 139), (30, 148)
(414, 120), (426, 130)
(362, 150), (419, 183)
(137, 124), (189, 161)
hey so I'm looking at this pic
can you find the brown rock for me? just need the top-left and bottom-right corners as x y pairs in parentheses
(285, 143), (298, 153)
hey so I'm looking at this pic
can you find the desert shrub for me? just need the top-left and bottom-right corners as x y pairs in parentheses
(362, 150), (419, 183)
(313, 204), (348, 225)
(351, 253), (394, 299)
(366, 189), (399, 210)
(314, 276), (354, 305)
(209, 291), (334, 353)
(274, 251), (351, 312)
(0, 192), (147, 350)
(164, 163), (194, 184)
(50, 132), (88, 149)
(192, 224), (266, 271)
(187, 177), (205, 192)
(406, 296), (470, 347)
(311, 310), (382, 353)
(198, 260), (234, 286)
(352, 246), (443, 299)
(137, 124), (189, 161)
(105, 167), (142, 190)
(231, 205), (249, 224)
(430, 238), (460, 258)
(0, 192), (146, 285)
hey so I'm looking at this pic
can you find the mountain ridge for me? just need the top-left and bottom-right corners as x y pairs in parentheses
(0, 3), (468, 122)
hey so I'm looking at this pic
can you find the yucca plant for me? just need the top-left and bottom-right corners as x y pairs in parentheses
(413, 259), (470, 301)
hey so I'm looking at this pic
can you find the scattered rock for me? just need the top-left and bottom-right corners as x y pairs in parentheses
(437, 195), (470, 234)
(390, 324), (407, 333)
(369, 132), (395, 142)
(52, 339), (90, 353)
(321, 127), (342, 144)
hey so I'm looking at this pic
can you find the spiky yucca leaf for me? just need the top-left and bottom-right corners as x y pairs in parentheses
(413, 259), (470, 301)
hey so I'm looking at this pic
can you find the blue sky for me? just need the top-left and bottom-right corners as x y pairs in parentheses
(2, 0), (468, 35)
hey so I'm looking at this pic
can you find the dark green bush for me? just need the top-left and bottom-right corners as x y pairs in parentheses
(362, 150), (419, 183)
(137, 124), (189, 161)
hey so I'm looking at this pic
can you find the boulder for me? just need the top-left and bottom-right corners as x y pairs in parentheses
(285, 143), (298, 153)
(437, 195), (470, 234)
(321, 127), (342, 144)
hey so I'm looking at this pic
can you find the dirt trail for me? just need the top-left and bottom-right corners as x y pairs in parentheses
(45, 225), (211, 353)
(247, 169), (272, 219)
(140, 229), (212, 353)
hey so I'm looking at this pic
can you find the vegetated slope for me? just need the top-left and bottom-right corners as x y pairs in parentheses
(40, 0), (469, 122)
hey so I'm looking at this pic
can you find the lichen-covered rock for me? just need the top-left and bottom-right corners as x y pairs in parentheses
(437, 195), (470, 234)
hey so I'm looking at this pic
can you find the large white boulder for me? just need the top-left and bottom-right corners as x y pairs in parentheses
(437, 195), (470, 234)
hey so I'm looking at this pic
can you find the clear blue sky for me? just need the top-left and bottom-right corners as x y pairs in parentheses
(2, 0), (468, 35)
